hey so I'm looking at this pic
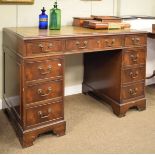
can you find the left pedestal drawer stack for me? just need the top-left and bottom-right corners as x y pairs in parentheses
(24, 56), (66, 130)
(3, 29), (66, 147)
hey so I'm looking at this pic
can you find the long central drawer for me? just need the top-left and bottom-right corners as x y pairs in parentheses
(65, 36), (123, 53)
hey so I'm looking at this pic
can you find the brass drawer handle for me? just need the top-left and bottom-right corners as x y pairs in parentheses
(132, 37), (140, 45)
(38, 43), (53, 52)
(76, 41), (88, 49)
(129, 88), (138, 96)
(130, 54), (139, 62)
(38, 65), (52, 75)
(97, 40), (100, 44)
(135, 38), (140, 41)
(38, 43), (44, 48)
(38, 87), (52, 97)
(130, 71), (139, 79)
(38, 108), (52, 119)
(112, 39), (116, 44)
(105, 39), (115, 47)
(48, 43), (53, 48)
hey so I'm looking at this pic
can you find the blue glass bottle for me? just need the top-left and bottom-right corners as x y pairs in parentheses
(39, 7), (48, 29)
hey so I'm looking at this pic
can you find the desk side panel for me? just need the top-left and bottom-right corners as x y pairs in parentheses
(3, 28), (26, 56)
(3, 47), (23, 125)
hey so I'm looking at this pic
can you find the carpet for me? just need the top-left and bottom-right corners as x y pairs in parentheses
(0, 86), (155, 153)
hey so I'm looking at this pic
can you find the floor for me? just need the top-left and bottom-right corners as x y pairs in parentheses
(0, 86), (155, 153)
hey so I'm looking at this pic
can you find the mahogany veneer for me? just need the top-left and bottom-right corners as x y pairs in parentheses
(2, 26), (147, 147)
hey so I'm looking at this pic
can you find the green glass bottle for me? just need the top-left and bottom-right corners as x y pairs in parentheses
(49, 0), (61, 30)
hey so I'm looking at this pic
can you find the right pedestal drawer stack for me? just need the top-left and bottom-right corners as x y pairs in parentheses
(119, 34), (147, 116)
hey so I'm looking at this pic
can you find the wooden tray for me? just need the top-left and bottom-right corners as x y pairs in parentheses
(84, 21), (130, 30)
(91, 15), (122, 23)
(72, 17), (94, 27)
(72, 16), (130, 30)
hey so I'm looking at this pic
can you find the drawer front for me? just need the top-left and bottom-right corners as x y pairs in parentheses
(122, 83), (144, 100)
(122, 67), (145, 84)
(103, 36), (123, 49)
(25, 57), (63, 81)
(65, 36), (122, 52)
(26, 80), (63, 104)
(125, 35), (146, 47)
(26, 101), (63, 126)
(66, 38), (93, 52)
(26, 40), (63, 55)
(123, 48), (146, 67)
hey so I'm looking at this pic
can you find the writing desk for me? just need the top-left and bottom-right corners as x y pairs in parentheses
(3, 26), (147, 147)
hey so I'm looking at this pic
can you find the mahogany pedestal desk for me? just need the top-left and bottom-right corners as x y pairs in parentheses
(2, 26), (147, 147)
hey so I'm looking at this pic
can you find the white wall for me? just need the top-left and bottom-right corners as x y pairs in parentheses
(0, 6), (17, 108)
(16, 0), (115, 27)
(118, 0), (155, 16)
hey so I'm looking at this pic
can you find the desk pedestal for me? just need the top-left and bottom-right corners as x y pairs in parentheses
(83, 50), (146, 117)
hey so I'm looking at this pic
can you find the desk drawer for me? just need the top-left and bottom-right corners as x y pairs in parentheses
(123, 48), (146, 67)
(66, 38), (94, 52)
(25, 57), (63, 81)
(65, 36), (123, 53)
(125, 35), (146, 47)
(25, 79), (63, 104)
(122, 67), (145, 84)
(26, 100), (63, 126)
(121, 83), (144, 101)
(26, 40), (63, 55)
(103, 36), (122, 49)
